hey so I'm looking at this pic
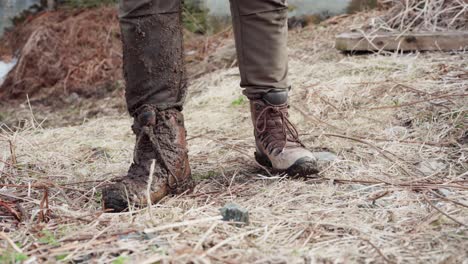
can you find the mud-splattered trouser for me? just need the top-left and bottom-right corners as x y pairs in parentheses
(120, 0), (289, 115)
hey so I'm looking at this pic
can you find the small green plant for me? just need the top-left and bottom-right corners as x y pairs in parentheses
(231, 96), (247, 106)
(112, 256), (128, 264)
(0, 251), (28, 264)
(61, 0), (118, 9)
(38, 230), (60, 247)
(346, 0), (378, 14)
(55, 254), (68, 261)
(94, 191), (103, 205)
(182, 2), (209, 34)
(193, 170), (217, 180)
(288, 5), (297, 12)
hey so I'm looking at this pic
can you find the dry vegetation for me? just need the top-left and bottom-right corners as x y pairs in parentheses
(0, 7), (122, 101)
(0, 6), (231, 104)
(0, 4), (467, 264)
(0, 6), (233, 129)
(373, 0), (468, 32)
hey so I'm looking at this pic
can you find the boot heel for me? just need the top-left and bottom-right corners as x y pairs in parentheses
(254, 152), (272, 167)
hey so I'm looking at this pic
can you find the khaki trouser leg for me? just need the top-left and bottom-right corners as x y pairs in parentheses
(229, 0), (290, 99)
(119, 0), (186, 115)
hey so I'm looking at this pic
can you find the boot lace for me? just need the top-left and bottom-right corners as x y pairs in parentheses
(254, 103), (304, 154)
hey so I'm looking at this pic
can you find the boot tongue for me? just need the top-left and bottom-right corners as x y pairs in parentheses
(263, 91), (288, 105)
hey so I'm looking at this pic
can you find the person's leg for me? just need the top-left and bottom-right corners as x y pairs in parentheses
(119, 0), (186, 114)
(229, 0), (332, 176)
(102, 0), (193, 212)
(229, 0), (289, 99)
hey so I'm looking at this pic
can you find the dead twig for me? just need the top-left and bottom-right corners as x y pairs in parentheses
(361, 238), (395, 264)
(0, 199), (22, 222)
(422, 193), (467, 227)
(38, 187), (50, 223)
(0, 232), (23, 253)
(323, 133), (415, 177)
(369, 93), (468, 110)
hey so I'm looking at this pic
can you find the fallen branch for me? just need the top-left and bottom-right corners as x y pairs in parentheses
(369, 93), (468, 110)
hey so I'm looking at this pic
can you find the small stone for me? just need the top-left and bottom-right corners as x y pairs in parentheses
(220, 203), (249, 225)
(75, 167), (90, 177)
(65, 92), (80, 104)
(438, 188), (452, 197)
(119, 231), (147, 241)
(119, 232), (167, 247)
(384, 126), (408, 137)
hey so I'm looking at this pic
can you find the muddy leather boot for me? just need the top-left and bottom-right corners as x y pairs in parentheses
(251, 91), (319, 177)
(102, 105), (194, 212)
(101, 1), (192, 212)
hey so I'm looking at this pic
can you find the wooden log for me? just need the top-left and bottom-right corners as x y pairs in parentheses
(335, 31), (468, 52)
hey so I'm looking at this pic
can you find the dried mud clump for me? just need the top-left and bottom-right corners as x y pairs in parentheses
(0, 7), (122, 102)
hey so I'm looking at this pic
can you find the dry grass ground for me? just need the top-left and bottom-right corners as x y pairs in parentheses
(1, 14), (467, 264)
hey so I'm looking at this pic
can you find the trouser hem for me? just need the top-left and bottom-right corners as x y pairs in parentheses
(243, 86), (291, 100)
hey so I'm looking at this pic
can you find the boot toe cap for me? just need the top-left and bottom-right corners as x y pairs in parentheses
(286, 156), (319, 177)
(102, 184), (129, 213)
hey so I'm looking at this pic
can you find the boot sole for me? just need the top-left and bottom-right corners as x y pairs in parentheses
(255, 152), (319, 177)
(102, 184), (130, 213)
(102, 178), (192, 213)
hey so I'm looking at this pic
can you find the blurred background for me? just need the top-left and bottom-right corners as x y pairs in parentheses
(1, 0), (378, 35)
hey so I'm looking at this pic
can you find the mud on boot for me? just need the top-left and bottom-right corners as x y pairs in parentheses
(251, 91), (327, 177)
(102, 105), (194, 212)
